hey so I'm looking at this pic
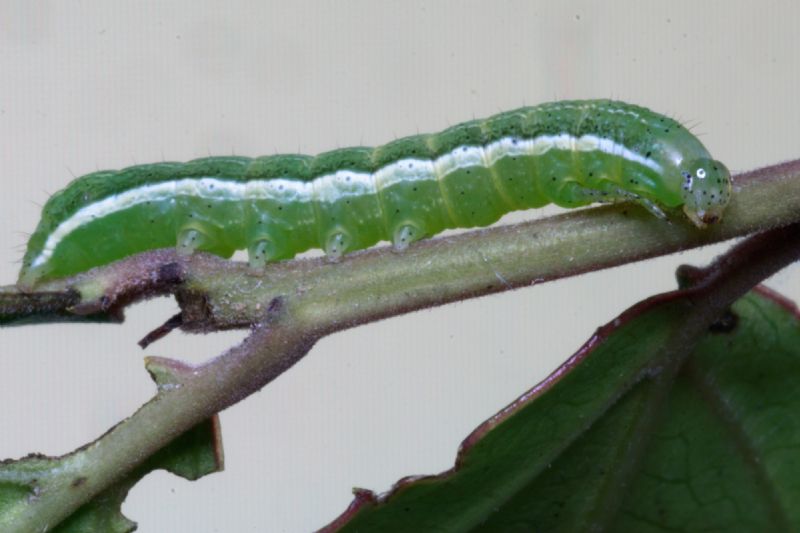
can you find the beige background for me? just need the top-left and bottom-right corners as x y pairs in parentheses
(1, 1), (799, 531)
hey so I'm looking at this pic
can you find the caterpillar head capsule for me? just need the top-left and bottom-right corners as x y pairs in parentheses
(679, 158), (732, 228)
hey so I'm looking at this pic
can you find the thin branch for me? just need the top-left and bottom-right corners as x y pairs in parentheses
(138, 312), (183, 348)
(5, 224), (800, 532)
(1, 159), (800, 530)
(2, 158), (799, 330)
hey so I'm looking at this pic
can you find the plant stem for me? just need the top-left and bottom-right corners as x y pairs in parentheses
(2, 159), (800, 531)
(1, 158), (800, 328)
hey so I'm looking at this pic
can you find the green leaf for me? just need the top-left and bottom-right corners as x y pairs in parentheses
(324, 287), (800, 532)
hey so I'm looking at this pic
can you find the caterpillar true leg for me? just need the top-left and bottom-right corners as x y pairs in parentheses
(563, 184), (667, 220)
(571, 185), (616, 204)
(607, 186), (669, 220)
(636, 197), (668, 220)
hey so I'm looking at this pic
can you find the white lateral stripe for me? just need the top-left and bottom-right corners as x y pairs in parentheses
(375, 159), (436, 189)
(31, 134), (661, 268)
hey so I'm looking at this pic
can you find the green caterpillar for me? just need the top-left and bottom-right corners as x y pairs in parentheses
(18, 99), (732, 286)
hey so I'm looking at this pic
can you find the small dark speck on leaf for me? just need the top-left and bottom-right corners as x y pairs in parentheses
(709, 309), (739, 334)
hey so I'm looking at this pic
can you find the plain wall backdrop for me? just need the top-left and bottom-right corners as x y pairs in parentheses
(1, 1), (799, 531)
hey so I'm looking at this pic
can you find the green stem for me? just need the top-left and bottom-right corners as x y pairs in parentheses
(2, 159), (800, 531)
(1, 158), (800, 328)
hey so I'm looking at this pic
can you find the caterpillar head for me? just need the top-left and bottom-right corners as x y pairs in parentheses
(679, 158), (731, 228)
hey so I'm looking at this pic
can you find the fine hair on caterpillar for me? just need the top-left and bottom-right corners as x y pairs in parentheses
(18, 99), (732, 286)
